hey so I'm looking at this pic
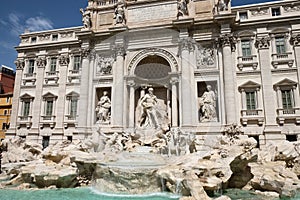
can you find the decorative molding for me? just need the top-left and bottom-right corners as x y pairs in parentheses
(36, 57), (47, 68)
(283, 5), (300, 12)
(15, 59), (25, 70)
(39, 34), (50, 41)
(60, 32), (73, 38)
(216, 34), (236, 52)
(250, 8), (269, 16)
(59, 55), (70, 66)
(291, 34), (300, 46)
(255, 37), (271, 49)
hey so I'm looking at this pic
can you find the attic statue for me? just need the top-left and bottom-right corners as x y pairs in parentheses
(80, 8), (91, 29)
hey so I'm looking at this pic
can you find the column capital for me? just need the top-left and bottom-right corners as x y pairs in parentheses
(179, 37), (195, 53)
(255, 37), (271, 49)
(113, 44), (126, 58)
(58, 54), (70, 66)
(81, 47), (91, 58)
(14, 59), (25, 70)
(36, 57), (47, 68)
(216, 34), (236, 52)
(127, 80), (135, 87)
(290, 34), (300, 46)
(170, 77), (179, 85)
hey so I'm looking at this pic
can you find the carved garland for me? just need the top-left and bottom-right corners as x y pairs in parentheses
(255, 37), (271, 49)
(59, 55), (70, 66)
(128, 48), (178, 74)
(291, 34), (300, 46)
(36, 57), (47, 68)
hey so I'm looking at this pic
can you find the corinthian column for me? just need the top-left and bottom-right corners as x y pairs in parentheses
(78, 47), (91, 131)
(216, 33), (237, 124)
(179, 35), (196, 127)
(111, 44), (125, 128)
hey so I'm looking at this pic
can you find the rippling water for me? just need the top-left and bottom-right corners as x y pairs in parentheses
(0, 188), (299, 200)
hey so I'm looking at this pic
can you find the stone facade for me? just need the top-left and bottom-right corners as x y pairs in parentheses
(7, 0), (300, 148)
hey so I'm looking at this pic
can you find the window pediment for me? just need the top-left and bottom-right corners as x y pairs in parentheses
(20, 93), (34, 100)
(42, 92), (58, 100)
(274, 78), (297, 89)
(239, 81), (261, 91)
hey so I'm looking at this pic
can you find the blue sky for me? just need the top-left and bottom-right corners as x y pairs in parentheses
(0, 0), (278, 69)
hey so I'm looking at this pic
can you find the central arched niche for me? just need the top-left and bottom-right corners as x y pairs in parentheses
(134, 55), (171, 80)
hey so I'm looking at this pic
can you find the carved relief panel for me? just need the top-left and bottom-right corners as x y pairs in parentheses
(196, 43), (216, 69)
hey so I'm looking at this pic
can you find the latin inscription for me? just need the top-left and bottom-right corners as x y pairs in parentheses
(128, 3), (177, 23)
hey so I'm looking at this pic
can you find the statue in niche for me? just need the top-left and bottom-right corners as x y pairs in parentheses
(80, 8), (91, 29)
(138, 88), (160, 129)
(217, 0), (230, 12)
(199, 85), (217, 122)
(95, 91), (111, 123)
(135, 87), (169, 131)
(97, 57), (113, 75)
(114, 1), (126, 25)
(177, 0), (188, 18)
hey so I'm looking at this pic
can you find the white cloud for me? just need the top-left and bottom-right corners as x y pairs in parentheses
(4, 13), (54, 36)
(25, 16), (53, 32)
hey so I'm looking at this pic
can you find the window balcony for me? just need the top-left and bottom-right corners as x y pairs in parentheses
(17, 116), (32, 129)
(22, 73), (36, 86)
(40, 115), (56, 129)
(237, 55), (258, 71)
(277, 108), (300, 125)
(67, 69), (80, 83)
(64, 114), (78, 128)
(271, 52), (294, 68)
(45, 71), (59, 85)
(240, 109), (264, 126)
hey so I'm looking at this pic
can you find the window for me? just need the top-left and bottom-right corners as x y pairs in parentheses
(239, 12), (248, 20)
(241, 40), (251, 57)
(52, 34), (58, 41)
(246, 91), (256, 110)
(275, 37), (286, 54)
(50, 58), (57, 72)
(45, 100), (53, 116)
(2, 123), (7, 130)
(23, 101), (31, 117)
(286, 135), (297, 142)
(272, 8), (281, 16)
(6, 97), (10, 103)
(31, 37), (37, 43)
(4, 110), (7, 115)
(73, 56), (81, 71)
(70, 99), (78, 118)
(282, 89), (293, 109)
(67, 136), (73, 142)
(28, 59), (35, 74)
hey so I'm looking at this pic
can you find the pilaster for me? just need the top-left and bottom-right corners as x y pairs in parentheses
(291, 34), (300, 95)
(255, 36), (278, 130)
(6, 59), (25, 136)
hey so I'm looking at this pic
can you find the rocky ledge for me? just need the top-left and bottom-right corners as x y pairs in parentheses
(0, 135), (299, 200)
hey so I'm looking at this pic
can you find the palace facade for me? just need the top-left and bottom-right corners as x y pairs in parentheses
(7, 0), (300, 148)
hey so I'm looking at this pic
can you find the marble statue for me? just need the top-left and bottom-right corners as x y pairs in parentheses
(199, 85), (217, 122)
(217, 0), (230, 12)
(177, 0), (188, 18)
(80, 8), (91, 29)
(95, 91), (111, 123)
(114, 1), (126, 25)
(138, 88), (161, 129)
